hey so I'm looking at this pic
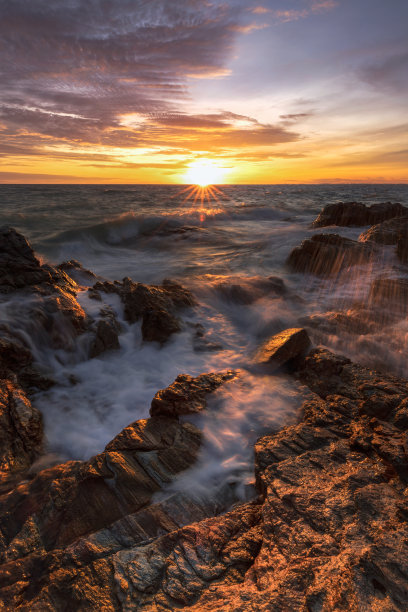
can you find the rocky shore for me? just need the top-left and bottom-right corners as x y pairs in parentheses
(1, 200), (408, 610)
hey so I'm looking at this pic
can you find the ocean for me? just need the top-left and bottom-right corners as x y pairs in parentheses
(1, 183), (408, 500)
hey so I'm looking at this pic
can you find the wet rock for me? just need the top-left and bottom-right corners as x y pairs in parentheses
(397, 236), (408, 264)
(369, 277), (408, 316)
(0, 334), (53, 392)
(93, 277), (196, 343)
(312, 201), (407, 228)
(0, 227), (87, 345)
(0, 379), (43, 486)
(287, 233), (374, 277)
(89, 309), (121, 358)
(2, 351), (408, 610)
(359, 216), (408, 245)
(214, 275), (287, 305)
(253, 327), (311, 368)
(300, 309), (377, 337)
(57, 259), (97, 285)
(150, 371), (237, 417)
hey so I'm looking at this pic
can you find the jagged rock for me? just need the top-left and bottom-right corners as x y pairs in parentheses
(2, 351), (408, 609)
(0, 227), (88, 346)
(57, 259), (97, 285)
(253, 327), (311, 368)
(150, 371), (237, 417)
(93, 277), (196, 343)
(359, 216), (408, 245)
(0, 334), (53, 392)
(287, 233), (374, 277)
(0, 379), (43, 486)
(89, 309), (121, 358)
(312, 201), (407, 228)
(369, 277), (408, 316)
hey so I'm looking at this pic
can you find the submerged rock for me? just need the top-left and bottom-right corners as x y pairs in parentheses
(312, 201), (406, 228)
(253, 327), (311, 368)
(287, 233), (374, 277)
(214, 275), (287, 305)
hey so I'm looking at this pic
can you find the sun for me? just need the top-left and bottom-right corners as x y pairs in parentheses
(184, 159), (227, 187)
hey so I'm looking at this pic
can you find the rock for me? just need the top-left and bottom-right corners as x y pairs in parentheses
(214, 275), (287, 305)
(359, 216), (408, 245)
(150, 371), (237, 417)
(0, 333), (53, 392)
(0, 227), (88, 346)
(369, 277), (408, 316)
(89, 308), (121, 358)
(93, 277), (196, 343)
(397, 236), (408, 264)
(312, 201), (407, 228)
(57, 259), (97, 285)
(0, 378), (43, 487)
(3, 352), (408, 609)
(287, 233), (374, 277)
(253, 327), (311, 368)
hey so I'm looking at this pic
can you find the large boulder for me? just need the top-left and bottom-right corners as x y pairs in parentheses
(253, 327), (311, 368)
(312, 201), (406, 228)
(287, 233), (374, 277)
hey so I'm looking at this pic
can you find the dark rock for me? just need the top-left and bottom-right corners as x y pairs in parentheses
(150, 371), (237, 417)
(312, 201), (407, 228)
(93, 277), (196, 344)
(0, 333), (53, 392)
(287, 233), (374, 277)
(253, 327), (311, 368)
(89, 309), (121, 358)
(369, 277), (408, 316)
(359, 216), (408, 245)
(214, 275), (287, 305)
(397, 236), (408, 264)
(57, 259), (97, 286)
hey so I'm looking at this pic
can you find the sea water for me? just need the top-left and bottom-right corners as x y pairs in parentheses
(1, 184), (407, 497)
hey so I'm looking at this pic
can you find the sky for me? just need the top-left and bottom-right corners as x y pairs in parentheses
(0, 0), (407, 184)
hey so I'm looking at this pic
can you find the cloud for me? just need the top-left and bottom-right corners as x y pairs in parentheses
(269, 0), (337, 23)
(359, 51), (408, 92)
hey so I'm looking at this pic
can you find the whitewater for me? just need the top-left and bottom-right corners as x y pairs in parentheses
(1, 183), (408, 499)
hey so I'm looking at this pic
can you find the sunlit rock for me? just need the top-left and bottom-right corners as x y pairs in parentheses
(150, 371), (237, 417)
(312, 201), (406, 228)
(359, 216), (408, 245)
(253, 327), (311, 368)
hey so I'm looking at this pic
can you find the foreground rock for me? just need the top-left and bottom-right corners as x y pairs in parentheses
(0, 378), (42, 489)
(312, 201), (406, 228)
(2, 350), (408, 609)
(287, 233), (374, 277)
(253, 327), (310, 369)
(93, 277), (196, 343)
